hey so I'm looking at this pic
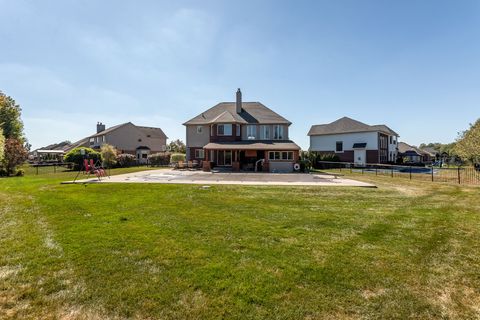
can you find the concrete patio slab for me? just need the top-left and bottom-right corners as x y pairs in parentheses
(64, 169), (376, 187)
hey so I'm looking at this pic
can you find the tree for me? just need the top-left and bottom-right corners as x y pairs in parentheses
(2, 138), (28, 175)
(100, 144), (117, 168)
(455, 119), (480, 165)
(0, 92), (25, 142)
(0, 129), (4, 164)
(168, 139), (186, 153)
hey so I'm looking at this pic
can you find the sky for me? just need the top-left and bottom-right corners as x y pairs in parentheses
(1, 0), (479, 150)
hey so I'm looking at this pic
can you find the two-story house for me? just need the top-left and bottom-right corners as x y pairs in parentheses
(308, 117), (399, 166)
(66, 122), (168, 164)
(183, 89), (301, 172)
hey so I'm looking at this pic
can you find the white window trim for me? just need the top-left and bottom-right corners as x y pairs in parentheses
(268, 151), (293, 161)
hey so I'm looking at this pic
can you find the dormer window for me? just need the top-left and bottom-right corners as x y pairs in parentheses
(217, 124), (232, 136)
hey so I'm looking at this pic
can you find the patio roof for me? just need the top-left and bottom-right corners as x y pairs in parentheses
(203, 140), (301, 151)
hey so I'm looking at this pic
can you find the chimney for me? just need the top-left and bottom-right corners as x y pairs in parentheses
(236, 88), (242, 114)
(96, 122), (106, 133)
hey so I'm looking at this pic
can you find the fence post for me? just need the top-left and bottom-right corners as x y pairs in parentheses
(431, 167), (434, 182)
(36, 165), (38, 175)
(54, 164), (56, 173)
(409, 166), (412, 180)
(375, 167), (378, 176)
(458, 167), (461, 184)
(391, 167), (394, 178)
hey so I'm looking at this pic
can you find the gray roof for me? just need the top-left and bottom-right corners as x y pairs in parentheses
(183, 102), (291, 126)
(308, 117), (399, 136)
(204, 140), (300, 151)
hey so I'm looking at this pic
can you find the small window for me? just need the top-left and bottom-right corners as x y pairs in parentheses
(102, 136), (106, 142)
(89, 137), (94, 144)
(147, 135), (151, 138)
(236, 124), (240, 136)
(195, 149), (205, 159)
(336, 141), (343, 152)
(197, 126), (203, 134)
(142, 154), (148, 159)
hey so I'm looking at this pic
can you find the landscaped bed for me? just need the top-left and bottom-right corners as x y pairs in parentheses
(1, 168), (479, 319)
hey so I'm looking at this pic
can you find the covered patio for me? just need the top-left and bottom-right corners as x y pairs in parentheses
(201, 141), (301, 172)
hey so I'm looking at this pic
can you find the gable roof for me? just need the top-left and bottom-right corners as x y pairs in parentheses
(398, 142), (424, 155)
(308, 117), (399, 136)
(183, 102), (291, 126)
(137, 126), (168, 139)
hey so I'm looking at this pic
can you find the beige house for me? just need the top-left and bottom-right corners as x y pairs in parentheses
(67, 122), (168, 164)
(184, 89), (301, 172)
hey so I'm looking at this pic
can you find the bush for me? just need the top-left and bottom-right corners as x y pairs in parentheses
(148, 153), (171, 166)
(100, 144), (117, 168)
(116, 153), (136, 167)
(317, 153), (340, 162)
(170, 153), (186, 163)
(15, 169), (24, 176)
(64, 147), (102, 171)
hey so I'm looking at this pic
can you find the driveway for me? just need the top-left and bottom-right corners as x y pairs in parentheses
(67, 169), (375, 187)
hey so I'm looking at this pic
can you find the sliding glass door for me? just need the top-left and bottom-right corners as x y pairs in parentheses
(217, 150), (232, 166)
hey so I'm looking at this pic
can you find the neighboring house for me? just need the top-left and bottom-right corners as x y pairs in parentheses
(183, 89), (301, 172)
(67, 122), (168, 164)
(308, 117), (399, 166)
(398, 142), (433, 164)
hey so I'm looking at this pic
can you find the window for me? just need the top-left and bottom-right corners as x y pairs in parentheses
(273, 125), (284, 140)
(260, 125), (271, 139)
(89, 137), (94, 145)
(195, 149), (205, 159)
(389, 136), (393, 144)
(142, 154), (148, 159)
(247, 125), (256, 139)
(336, 141), (343, 152)
(196, 126), (203, 134)
(236, 124), (240, 136)
(217, 124), (232, 136)
(102, 136), (106, 142)
(268, 151), (293, 160)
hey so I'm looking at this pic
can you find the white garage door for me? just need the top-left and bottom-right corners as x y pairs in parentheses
(269, 162), (294, 173)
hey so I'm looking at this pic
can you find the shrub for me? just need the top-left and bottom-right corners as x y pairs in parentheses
(317, 153), (340, 162)
(15, 169), (25, 176)
(116, 153), (136, 167)
(64, 147), (102, 171)
(100, 144), (117, 168)
(148, 152), (171, 166)
(2, 138), (28, 175)
(170, 153), (186, 163)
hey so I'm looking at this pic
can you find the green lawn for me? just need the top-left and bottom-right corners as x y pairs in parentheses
(1, 169), (479, 319)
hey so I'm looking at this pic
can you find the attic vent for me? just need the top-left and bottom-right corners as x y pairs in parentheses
(147, 135), (151, 137)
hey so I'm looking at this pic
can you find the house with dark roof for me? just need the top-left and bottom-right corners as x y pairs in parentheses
(66, 122), (168, 164)
(183, 89), (301, 172)
(308, 117), (399, 165)
(398, 142), (435, 164)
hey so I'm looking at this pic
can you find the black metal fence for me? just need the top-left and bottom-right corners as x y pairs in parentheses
(315, 161), (480, 185)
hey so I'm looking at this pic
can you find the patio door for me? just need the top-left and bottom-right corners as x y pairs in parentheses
(217, 150), (232, 166)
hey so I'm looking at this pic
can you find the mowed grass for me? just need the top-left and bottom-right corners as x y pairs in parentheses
(1, 169), (480, 319)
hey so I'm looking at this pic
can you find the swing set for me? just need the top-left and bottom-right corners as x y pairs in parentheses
(72, 149), (110, 183)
